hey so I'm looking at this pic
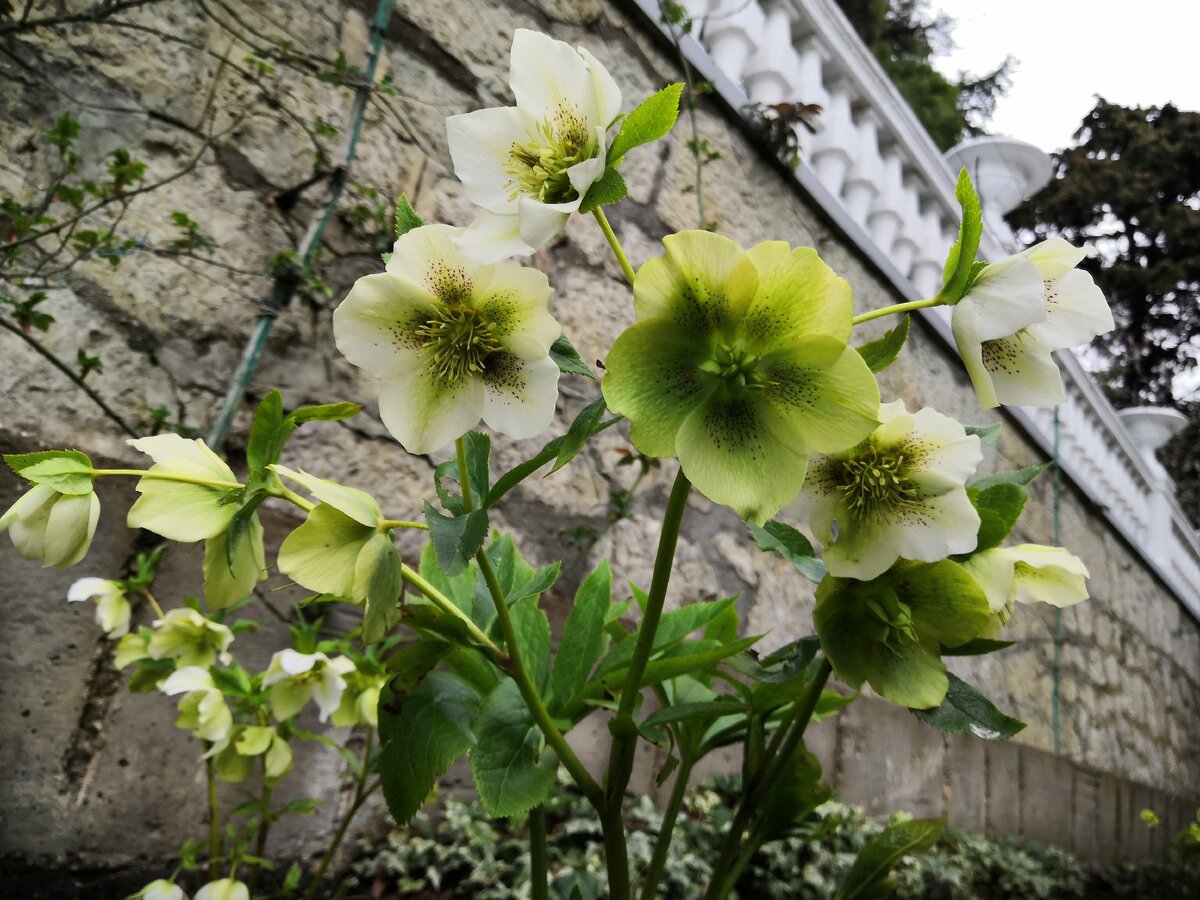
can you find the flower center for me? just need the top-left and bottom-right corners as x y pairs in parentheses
(864, 590), (919, 656)
(834, 446), (918, 518)
(416, 304), (502, 386)
(699, 342), (767, 392)
(505, 105), (596, 204)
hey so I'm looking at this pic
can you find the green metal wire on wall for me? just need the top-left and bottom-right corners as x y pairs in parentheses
(1051, 407), (1064, 754)
(206, 0), (395, 450)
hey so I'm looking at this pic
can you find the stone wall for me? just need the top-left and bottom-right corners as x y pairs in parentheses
(1, 0), (1197, 884)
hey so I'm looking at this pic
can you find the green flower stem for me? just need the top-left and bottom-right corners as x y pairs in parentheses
(456, 437), (605, 812)
(270, 485), (314, 512)
(139, 588), (165, 619)
(593, 208), (636, 285)
(380, 518), (429, 531)
(303, 730), (377, 900)
(206, 755), (220, 882)
(90, 468), (243, 489)
(530, 804), (549, 900)
(851, 297), (941, 326)
(248, 772), (275, 895)
(604, 467), (692, 900)
(638, 754), (695, 900)
(702, 658), (833, 899)
(399, 562), (507, 661)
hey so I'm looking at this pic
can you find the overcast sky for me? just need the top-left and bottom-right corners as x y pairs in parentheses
(931, 1), (1200, 153)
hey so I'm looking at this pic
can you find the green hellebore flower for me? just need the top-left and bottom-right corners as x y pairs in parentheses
(114, 630), (152, 669)
(963, 543), (1089, 635)
(147, 608), (234, 669)
(602, 230), (880, 524)
(262, 649), (354, 722)
(792, 400), (982, 579)
(814, 560), (992, 709)
(160, 666), (233, 747)
(0, 482), (100, 568)
(68, 577), (131, 638)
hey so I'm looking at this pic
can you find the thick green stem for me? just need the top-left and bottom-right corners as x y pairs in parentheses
(851, 297), (941, 326)
(530, 804), (549, 900)
(603, 467), (692, 900)
(206, 756), (220, 882)
(380, 518), (429, 531)
(593, 208), (636, 285)
(638, 755), (695, 899)
(457, 437), (604, 811)
(702, 659), (833, 899)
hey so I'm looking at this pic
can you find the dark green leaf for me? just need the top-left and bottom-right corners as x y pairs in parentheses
(471, 680), (557, 817)
(911, 672), (1025, 741)
(551, 397), (607, 474)
(361, 538), (403, 644)
(395, 195), (425, 237)
(969, 482), (1027, 552)
(616, 636), (761, 689)
(641, 699), (752, 728)
(550, 561), (611, 717)
(246, 391), (286, 473)
(608, 83), (685, 165)
(510, 597), (551, 693)
(836, 817), (946, 900)
(578, 167), (628, 214)
(549, 333), (596, 379)
(940, 637), (1014, 656)
(593, 597), (740, 680)
(509, 563), (561, 606)
(378, 672), (482, 824)
(756, 746), (830, 841)
(748, 520), (826, 582)
(971, 462), (1050, 490)
(285, 401), (362, 425)
(425, 503), (489, 577)
(385, 641), (450, 693)
(939, 168), (983, 305)
(855, 315), (910, 374)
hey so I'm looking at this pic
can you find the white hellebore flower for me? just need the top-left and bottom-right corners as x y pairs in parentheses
(963, 543), (1090, 628)
(132, 880), (187, 900)
(148, 607), (234, 669)
(446, 28), (621, 258)
(0, 482), (100, 568)
(160, 667), (233, 747)
(262, 649), (354, 722)
(333, 224), (561, 454)
(68, 577), (131, 638)
(792, 401), (982, 580)
(194, 880), (248, 900)
(951, 237), (1114, 409)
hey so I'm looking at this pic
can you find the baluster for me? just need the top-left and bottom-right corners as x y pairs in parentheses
(704, 0), (767, 85)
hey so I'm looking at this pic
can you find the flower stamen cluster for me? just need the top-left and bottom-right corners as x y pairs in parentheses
(834, 447), (920, 518)
(415, 304), (504, 386)
(504, 109), (595, 204)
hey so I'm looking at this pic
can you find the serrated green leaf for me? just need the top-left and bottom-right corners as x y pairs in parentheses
(939, 168), (983, 305)
(632, 636), (761, 688)
(549, 334), (596, 379)
(4, 449), (93, 494)
(509, 563), (560, 606)
(246, 391), (286, 473)
(510, 596), (551, 693)
(549, 561), (611, 717)
(748, 519), (826, 583)
(395, 195), (425, 238)
(593, 597), (740, 680)
(551, 397), (607, 474)
(855, 315), (910, 374)
(386, 641), (450, 693)
(608, 83), (684, 165)
(641, 699), (752, 728)
(971, 462), (1050, 490)
(837, 816), (946, 900)
(424, 503), (489, 577)
(965, 423), (1002, 447)
(471, 680), (557, 817)
(969, 482), (1027, 552)
(378, 672), (482, 824)
(578, 167), (628, 214)
(912, 672), (1025, 741)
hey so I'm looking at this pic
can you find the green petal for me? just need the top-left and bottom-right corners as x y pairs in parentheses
(813, 578), (876, 690)
(602, 318), (714, 457)
(634, 231), (758, 340)
(863, 633), (949, 709)
(741, 243), (852, 353)
(888, 560), (992, 647)
(215, 742), (253, 783)
(44, 492), (99, 568)
(128, 465), (237, 543)
(235, 725), (275, 756)
(277, 504), (374, 598)
(265, 734), (293, 779)
(269, 681), (310, 721)
(761, 341), (880, 454)
(271, 465), (381, 527)
(675, 387), (809, 524)
(203, 515), (266, 610)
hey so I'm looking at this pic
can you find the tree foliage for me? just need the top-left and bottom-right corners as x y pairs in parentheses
(835, 0), (1012, 150)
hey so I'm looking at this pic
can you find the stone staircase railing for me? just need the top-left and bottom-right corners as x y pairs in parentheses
(633, 0), (1200, 616)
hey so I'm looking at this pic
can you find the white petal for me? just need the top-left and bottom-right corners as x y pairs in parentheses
(333, 272), (432, 378)
(472, 263), (559, 359)
(43, 492), (98, 568)
(277, 649), (320, 678)
(0, 482), (54, 531)
(127, 434), (235, 483)
(195, 878), (249, 900)
(378, 362), (485, 455)
(1019, 236), (1087, 279)
(312, 667), (348, 722)
(822, 515), (906, 580)
(385, 224), (484, 297)
(951, 305), (1000, 410)
(565, 125), (608, 196)
(958, 257), (1045, 340)
(981, 332), (1066, 407)
(69, 576), (117, 603)
(1008, 544), (1090, 608)
(445, 106), (531, 214)
(96, 592), (132, 638)
(6, 485), (55, 561)
(270, 465), (381, 527)
(1029, 269), (1114, 348)
(962, 548), (1017, 613)
(481, 354), (560, 440)
(454, 211), (535, 263)
(895, 489), (981, 562)
(510, 29), (596, 123)
(905, 407), (982, 488)
(517, 196), (575, 250)
(161, 667), (216, 695)
(580, 46), (622, 128)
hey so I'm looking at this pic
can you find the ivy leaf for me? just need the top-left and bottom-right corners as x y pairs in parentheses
(578, 167), (629, 214)
(836, 817), (946, 900)
(395, 194), (425, 238)
(378, 672), (482, 824)
(3, 449), (93, 494)
(969, 482), (1027, 552)
(549, 334), (596, 379)
(471, 680), (558, 817)
(748, 519), (826, 583)
(607, 83), (685, 166)
(424, 502), (489, 577)
(855, 315), (910, 374)
(939, 168), (983, 305)
(971, 462), (1050, 490)
(911, 673), (1025, 741)
(549, 561), (611, 717)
